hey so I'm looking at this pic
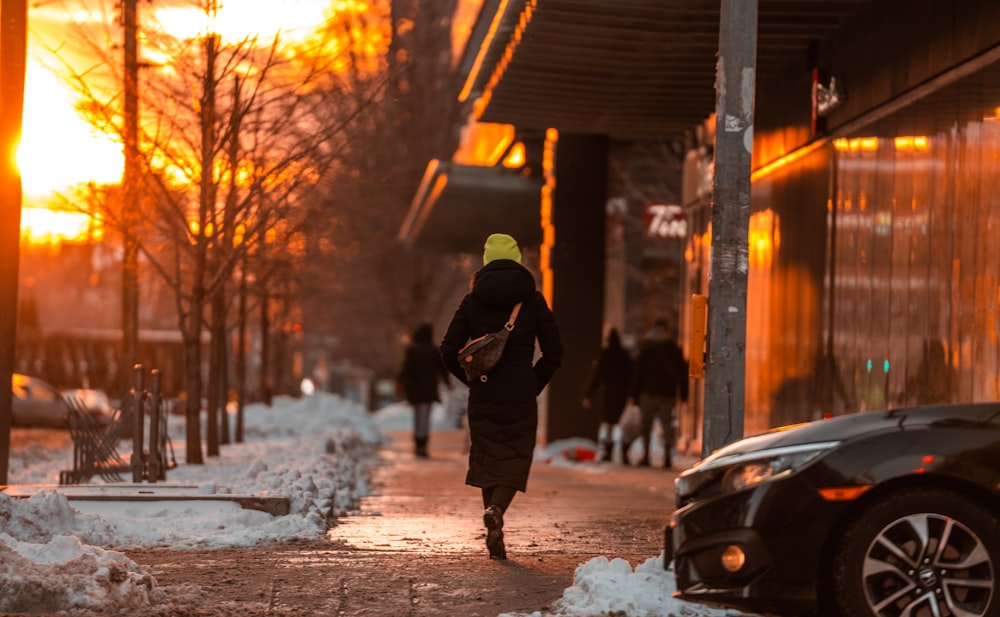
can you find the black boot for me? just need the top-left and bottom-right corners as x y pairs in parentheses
(483, 505), (506, 560)
(415, 437), (428, 458)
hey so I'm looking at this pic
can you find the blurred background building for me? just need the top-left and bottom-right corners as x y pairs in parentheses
(402, 0), (1000, 451)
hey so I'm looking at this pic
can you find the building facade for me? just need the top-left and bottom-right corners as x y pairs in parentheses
(407, 0), (1000, 448)
(679, 0), (1000, 447)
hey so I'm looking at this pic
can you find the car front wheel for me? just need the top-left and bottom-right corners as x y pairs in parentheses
(833, 488), (999, 617)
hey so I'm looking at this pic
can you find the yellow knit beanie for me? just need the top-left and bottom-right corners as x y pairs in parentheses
(483, 233), (522, 264)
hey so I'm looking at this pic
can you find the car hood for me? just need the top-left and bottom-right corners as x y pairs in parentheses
(701, 402), (1000, 464)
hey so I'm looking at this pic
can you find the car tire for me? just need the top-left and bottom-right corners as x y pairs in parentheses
(832, 488), (999, 617)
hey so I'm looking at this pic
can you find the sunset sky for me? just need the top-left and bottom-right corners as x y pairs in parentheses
(17, 0), (341, 241)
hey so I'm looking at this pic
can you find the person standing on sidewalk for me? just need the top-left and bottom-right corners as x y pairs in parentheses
(397, 322), (450, 458)
(440, 233), (563, 560)
(628, 318), (688, 469)
(581, 328), (633, 463)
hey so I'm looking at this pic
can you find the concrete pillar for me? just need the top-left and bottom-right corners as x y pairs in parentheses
(546, 134), (608, 443)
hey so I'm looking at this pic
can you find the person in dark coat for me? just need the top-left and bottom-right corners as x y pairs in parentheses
(397, 322), (450, 458)
(629, 318), (688, 469)
(440, 233), (563, 560)
(582, 328), (633, 463)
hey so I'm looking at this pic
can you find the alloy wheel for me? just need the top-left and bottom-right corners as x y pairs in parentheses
(862, 513), (993, 617)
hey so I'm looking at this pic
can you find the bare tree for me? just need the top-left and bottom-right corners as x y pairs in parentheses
(299, 0), (474, 381)
(43, 0), (388, 462)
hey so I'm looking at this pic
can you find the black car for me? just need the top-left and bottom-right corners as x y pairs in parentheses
(667, 403), (1000, 617)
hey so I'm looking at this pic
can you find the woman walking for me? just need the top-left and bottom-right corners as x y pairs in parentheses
(440, 233), (563, 560)
(582, 328), (633, 462)
(397, 322), (450, 458)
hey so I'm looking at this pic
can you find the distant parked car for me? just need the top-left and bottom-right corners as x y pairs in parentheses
(11, 373), (114, 428)
(63, 387), (114, 422)
(667, 402), (1000, 617)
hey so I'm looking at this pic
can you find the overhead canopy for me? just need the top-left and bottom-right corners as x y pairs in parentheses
(402, 0), (873, 252)
(399, 160), (543, 254)
(462, 0), (872, 137)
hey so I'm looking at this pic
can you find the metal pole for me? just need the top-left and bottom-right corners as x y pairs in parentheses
(703, 0), (757, 457)
(121, 0), (140, 395)
(0, 0), (28, 486)
(130, 364), (146, 482)
(147, 368), (160, 482)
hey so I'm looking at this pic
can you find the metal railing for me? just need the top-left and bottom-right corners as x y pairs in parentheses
(60, 364), (176, 485)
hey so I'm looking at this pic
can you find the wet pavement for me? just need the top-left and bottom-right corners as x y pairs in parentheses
(335, 428), (678, 559)
(121, 427), (683, 616)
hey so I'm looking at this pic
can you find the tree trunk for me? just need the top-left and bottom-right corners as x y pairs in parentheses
(182, 327), (204, 465)
(184, 31), (219, 465)
(206, 286), (225, 456)
(235, 258), (247, 442)
(219, 326), (230, 445)
(260, 287), (272, 406)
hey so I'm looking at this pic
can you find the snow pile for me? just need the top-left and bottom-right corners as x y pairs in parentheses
(0, 392), (382, 614)
(0, 533), (164, 614)
(503, 555), (741, 617)
(3, 393), (382, 551)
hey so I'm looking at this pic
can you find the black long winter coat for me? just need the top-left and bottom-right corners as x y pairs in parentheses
(631, 333), (689, 402)
(397, 324), (449, 404)
(584, 343), (633, 424)
(440, 259), (563, 492)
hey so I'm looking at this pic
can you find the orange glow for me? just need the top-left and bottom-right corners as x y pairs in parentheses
(19, 56), (123, 199)
(750, 140), (824, 182)
(453, 122), (515, 167)
(833, 137), (879, 152)
(540, 128), (557, 306)
(459, 0), (510, 102)
(18, 0), (365, 245)
(189, 221), (218, 237)
(474, 0), (536, 121)
(502, 142), (526, 168)
(20, 206), (102, 245)
(748, 210), (777, 269)
(894, 136), (929, 151)
(769, 422), (809, 432)
(818, 486), (872, 501)
(153, 0), (334, 45)
(427, 175), (449, 207)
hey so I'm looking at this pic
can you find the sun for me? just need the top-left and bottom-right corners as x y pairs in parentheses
(18, 55), (124, 200)
(17, 0), (351, 244)
(154, 0), (332, 44)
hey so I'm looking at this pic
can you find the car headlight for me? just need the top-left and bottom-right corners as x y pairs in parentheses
(677, 442), (839, 498)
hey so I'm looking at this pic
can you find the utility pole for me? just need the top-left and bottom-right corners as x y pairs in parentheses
(121, 0), (140, 395)
(0, 0), (28, 486)
(703, 0), (757, 457)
